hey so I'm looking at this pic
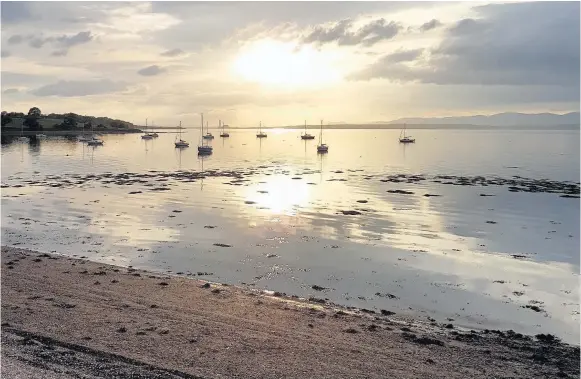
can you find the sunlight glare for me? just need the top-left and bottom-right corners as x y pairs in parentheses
(246, 176), (311, 215)
(233, 39), (341, 88)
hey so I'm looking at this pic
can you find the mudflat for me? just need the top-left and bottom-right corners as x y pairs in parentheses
(2, 246), (578, 379)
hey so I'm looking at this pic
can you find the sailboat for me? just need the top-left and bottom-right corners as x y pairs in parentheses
(301, 120), (314, 140)
(142, 118), (153, 139)
(150, 120), (159, 137)
(198, 113), (213, 154)
(78, 122), (90, 142)
(87, 123), (104, 146)
(219, 120), (229, 137)
(399, 123), (415, 143)
(174, 121), (189, 148)
(17, 121), (29, 142)
(256, 121), (267, 138)
(203, 120), (214, 139)
(316, 119), (328, 153)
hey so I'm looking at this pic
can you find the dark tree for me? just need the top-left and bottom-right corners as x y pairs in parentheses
(24, 107), (43, 130)
(1, 111), (12, 127)
(28, 107), (41, 118)
(61, 114), (77, 129)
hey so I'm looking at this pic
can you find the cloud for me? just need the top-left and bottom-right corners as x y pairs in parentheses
(419, 19), (442, 32)
(1, 2), (34, 24)
(7, 34), (24, 45)
(51, 50), (68, 57)
(381, 49), (423, 63)
(302, 18), (401, 47)
(1, 51), (11, 58)
(3, 88), (20, 94)
(161, 48), (184, 57)
(56, 31), (93, 48)
(349, 2), (580, 88)
(31, 79), (128, 97)
(24, 31), (94, 51)
(29, 37), (49, 49)
(137, 65), (166, 76)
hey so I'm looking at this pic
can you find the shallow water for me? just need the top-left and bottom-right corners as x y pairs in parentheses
(1, 128), (579, 343)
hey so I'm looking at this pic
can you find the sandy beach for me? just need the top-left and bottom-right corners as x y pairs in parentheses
(1, 246), (578, 379)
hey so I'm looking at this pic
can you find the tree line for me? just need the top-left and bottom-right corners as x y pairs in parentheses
(1, 107), (134, 130)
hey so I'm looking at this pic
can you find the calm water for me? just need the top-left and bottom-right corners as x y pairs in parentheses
(2, 128), (579, 343)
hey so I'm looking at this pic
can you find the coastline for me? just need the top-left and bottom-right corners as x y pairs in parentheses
(1, 128), (143, 136)
(2, 246), (578, 379)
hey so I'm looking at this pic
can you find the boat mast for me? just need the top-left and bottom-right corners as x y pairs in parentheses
(319, 119), (323, 144)
(201, 113), (204, 145)
(304, 120), (307, 135)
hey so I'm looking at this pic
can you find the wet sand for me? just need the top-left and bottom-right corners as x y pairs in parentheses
(2, 246), (578, 379)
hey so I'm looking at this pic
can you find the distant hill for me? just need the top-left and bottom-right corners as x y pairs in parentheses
(385, 112), (580, 127)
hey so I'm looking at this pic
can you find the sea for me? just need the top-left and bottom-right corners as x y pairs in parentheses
(1, 127), (579, 343)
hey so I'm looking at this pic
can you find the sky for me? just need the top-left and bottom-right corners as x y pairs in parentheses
(1, 1), (579, 127)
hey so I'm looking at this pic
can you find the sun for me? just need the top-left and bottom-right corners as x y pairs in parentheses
(232, 39), (342, 88)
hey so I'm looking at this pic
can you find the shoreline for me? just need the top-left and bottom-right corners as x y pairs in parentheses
(2, 246), (578, 378)
(1, 128), (143, 136)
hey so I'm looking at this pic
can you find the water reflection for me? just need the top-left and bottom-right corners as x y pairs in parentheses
(1, 129), (579, 342)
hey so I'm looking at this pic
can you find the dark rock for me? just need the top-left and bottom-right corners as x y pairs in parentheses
(344, 328), (359, 334)
(211, 288), (221, 294)
(445, 324), (454, 329)
(158, 282), (169, 286)
(311, 285), (327, 291)
(522, 305), (543, 312)
(387, 189), (414, 195)
(213, 243), (232, 247)
(201, 283), (211, 289)
(380, 309), (395, 316)
(341, 210), (362, 215)
(116, 327), (127, 333)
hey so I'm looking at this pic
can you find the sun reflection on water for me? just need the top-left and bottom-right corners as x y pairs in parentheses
(245, 175), (311, 216)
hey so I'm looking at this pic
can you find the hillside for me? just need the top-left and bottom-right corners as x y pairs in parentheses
(386, 112), (580, 127)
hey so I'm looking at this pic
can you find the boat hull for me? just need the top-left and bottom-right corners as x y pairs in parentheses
(301, 135), (315, 140)
(317, 144), (329, 153)
(197, 146), (213, 154)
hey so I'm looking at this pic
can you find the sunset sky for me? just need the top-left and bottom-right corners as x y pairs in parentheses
(1, 1), (579, 127)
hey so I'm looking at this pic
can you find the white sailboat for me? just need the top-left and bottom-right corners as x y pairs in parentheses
(316, 119), (328, 153)
(399, 123), (415, 143)
(141, 118), (153, 139)
(78, 122), (90, 142)
(203, 120), (214, 139)
(87, 123), (104, 145)
(301, 120), (314, 140)
(219, 120), (229, 137)
(150, 120), (159, 138)
(256, 121), (267, 138)
(174, 121), (189, 148)
(17, 121), (29, 142)
(198, 113), (213, 154)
